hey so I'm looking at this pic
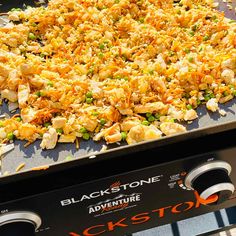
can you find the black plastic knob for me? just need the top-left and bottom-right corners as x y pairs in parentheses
(185, 161), (235, 205)
(0, 221), (35, 236)
(192, 169), (234, 204)
(0, 211), (41, 236)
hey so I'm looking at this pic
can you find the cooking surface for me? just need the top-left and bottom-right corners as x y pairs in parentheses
(0, 0), (236, 175)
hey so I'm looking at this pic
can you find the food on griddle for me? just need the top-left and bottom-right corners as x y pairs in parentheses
(0, 0), (236, 149)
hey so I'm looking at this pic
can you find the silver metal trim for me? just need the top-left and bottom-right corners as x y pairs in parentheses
(0, 211), (41, 230)
(200, 183), (235, 200)
(185, 161), (232, 189)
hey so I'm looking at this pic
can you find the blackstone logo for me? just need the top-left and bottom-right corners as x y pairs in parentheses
(60, 175), (162, 207)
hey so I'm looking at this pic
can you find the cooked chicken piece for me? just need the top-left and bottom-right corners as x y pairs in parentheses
(52, 117), (67, 129)
(160, 122), (186, 136)
(1, 89), (18, 102)
(0, 63), (10, 78)
(184, 109), (198, 121)
(80, 116), (98, 132)
(126, 124), (162, 144)
(20, 63), (35, 76)
(18, 83), (30, 108)
(40, 128), (58, 149)
(0, 128), (7, 139)
(120, 117), (141, 131)
(221, 69), (235, 84)
(8, 69), (20, 90)
(18, 124), (37, 141)
(206, 98), (218, 112)
(21, 107), (37, 123)
(134, 102), (168, 114)
(93, 123), (122, 143)
(221, 58), (236, 69)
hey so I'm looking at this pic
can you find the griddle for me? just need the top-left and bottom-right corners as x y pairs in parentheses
(0, 0), (236, 176)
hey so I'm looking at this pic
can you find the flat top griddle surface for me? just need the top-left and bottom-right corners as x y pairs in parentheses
(0, 0), (236, 175)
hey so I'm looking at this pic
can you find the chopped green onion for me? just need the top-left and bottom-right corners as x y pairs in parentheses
(148, 115), (155, 122)
(99, 44), (105, 50)
(186, 104), (193, 110)
(80, 127), (87, 133)
(203, 35), (210, 41)
(188, 57), (194, 63)
(82, 133), (90, 140)
(47, 81), (53, 87)
(15, 117), (22, 122)
(121, 131), (127, 140)
(86, 91), (93, 98)
(0, 121), (3, 127)
(189, 31), (194, 36)
(56, 128), (63, 134)
(43, 122), (51, 128)
(192, 24), (198, 31)
(146, 112), (152, 118)
(98, 52), (104, 58)
(184, 48), (190, 54)
(233, 90), (236, 96)
(28, 32), (36, 40)
(92, 111), (99, 116)
(141, 120), (150, 126)
(11, 8), (21, 11)
(86, 97), (94, 104)
(154, 113), (161, 120)
(7, 132), (14, 140)
(223, 91), (229, 96)
(148, 70), (154, 75)
(100, 118), (106, 125)
(35, 91), (41, 97)
(197, 99), (201, 105)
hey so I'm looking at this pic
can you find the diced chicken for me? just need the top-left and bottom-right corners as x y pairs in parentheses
(160, 122), (186, 136)
(58, 134), (76, 143)
(184, 109), (198, 121)
(168, 106), (184, 120)
(156, 53), (166, 70)
(118, 108), (133, 115)
(8, 12), (20, 21)
(134, 102), (168, 114)
(143, 125), (162, 141)
(8, 69), (20, 90)
(20, 63), (35, 76)
(126, 124), (162, 144)
(40, 128), (58, 149)
(0, 128), (7, 139)
(52, 117), (67, 129)
(0, 63), (10, 77)
(80, 116), (98, 132)
(18, 83), (30, 108)
(18, 124), (37, 141)
(121, 117), (141, 131)
(206, 98), (218, 112)
(221, 58), (236, 69)
(1, 89), (18, 102)
(94, 123), (122, 143)
(221, 69), (235, 84)
(21, 107), (36, 123)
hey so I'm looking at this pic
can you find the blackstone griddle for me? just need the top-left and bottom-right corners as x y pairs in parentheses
(1, 1), (236, 236)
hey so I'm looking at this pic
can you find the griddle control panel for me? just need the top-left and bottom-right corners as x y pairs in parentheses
(185, 161), (235, 205)
(0, 211), (41, 236)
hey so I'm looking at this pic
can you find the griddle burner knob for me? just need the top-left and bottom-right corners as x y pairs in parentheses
(185, 161), (235, 205)
(0, 211), (41, 236)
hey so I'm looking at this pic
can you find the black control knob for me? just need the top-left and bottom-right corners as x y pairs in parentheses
(0, 211), (41, 236)
(185, 161), (235, 205)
